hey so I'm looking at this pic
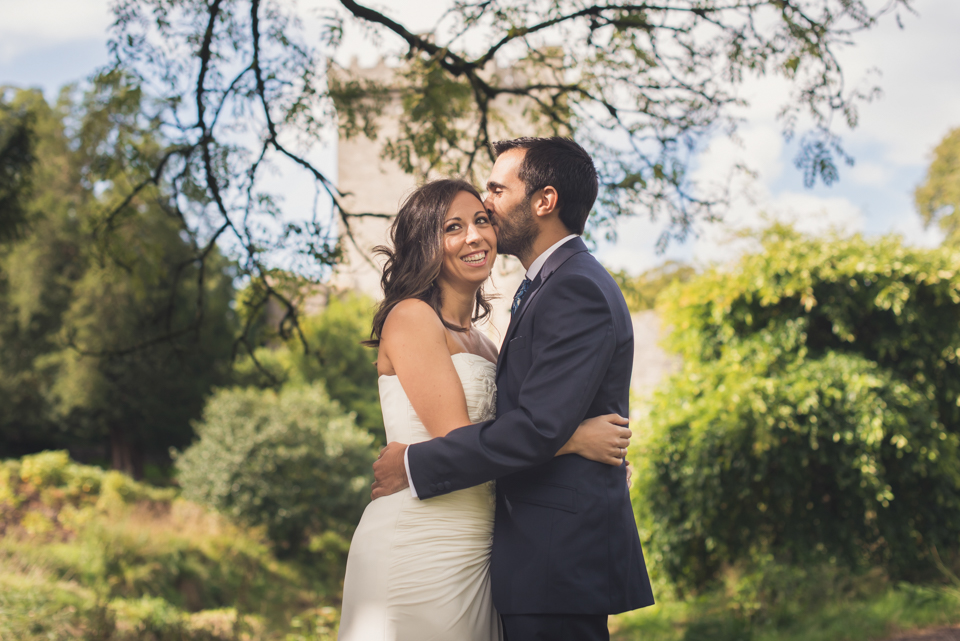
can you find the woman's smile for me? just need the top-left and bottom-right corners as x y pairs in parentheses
(460, 250), (489, 266)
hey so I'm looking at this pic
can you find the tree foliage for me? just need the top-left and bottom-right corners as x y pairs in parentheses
(232, 291), (383, 441)
(0, 85), (235, 475)
(99, 0), (908, 336)
(0, 91), (36, 242)
(638, 226), (960, 592)
(916, 127), (960, 244)
(611, 260), (695, 312)
(175, 383), (376, 554)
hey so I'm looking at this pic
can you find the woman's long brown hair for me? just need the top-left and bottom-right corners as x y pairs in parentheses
(363, 179), (493, 348)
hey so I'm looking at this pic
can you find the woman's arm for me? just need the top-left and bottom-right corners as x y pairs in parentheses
(380, 299), (472, 438)
(556, 414), (631, 466)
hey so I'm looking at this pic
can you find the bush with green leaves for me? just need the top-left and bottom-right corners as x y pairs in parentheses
(175, 383), (376, 554)
(233, 292), (384, 441)
(638, 226), (960, 591)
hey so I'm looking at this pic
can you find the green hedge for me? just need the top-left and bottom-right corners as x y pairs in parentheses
(638, 227), (960, 591)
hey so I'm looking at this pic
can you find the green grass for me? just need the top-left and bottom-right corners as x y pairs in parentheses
(611, 569), (960, 641)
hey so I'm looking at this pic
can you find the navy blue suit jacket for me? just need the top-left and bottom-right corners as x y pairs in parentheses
(407, 236), (654, 615)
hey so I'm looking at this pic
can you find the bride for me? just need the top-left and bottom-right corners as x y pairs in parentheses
(337, 178), (631, 641)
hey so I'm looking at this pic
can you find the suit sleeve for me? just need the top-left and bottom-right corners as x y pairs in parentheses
(407, 273), (616, 499)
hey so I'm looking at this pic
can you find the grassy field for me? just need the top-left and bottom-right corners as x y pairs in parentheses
(611, 564), (960, 641)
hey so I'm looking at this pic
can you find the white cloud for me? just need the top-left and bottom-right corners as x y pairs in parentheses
(849, 160), (891, 186)
(0, 0), (111, 63)
(690, 184), (867, 267)
(835, 0), (960, 164)
(601, 0), (960, 271)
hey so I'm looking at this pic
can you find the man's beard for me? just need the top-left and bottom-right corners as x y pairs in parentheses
(495, 197), (538, 259)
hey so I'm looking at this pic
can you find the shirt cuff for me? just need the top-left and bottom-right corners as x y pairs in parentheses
(404, 445), (418, 498)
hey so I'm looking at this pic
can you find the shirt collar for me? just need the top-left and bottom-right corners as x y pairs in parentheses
(525, 234), (578, 280)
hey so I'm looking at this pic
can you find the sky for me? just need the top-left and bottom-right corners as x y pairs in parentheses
(2, 0), (958, 273)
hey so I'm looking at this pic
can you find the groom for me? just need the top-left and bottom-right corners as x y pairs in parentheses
(372, 137), (654, 640)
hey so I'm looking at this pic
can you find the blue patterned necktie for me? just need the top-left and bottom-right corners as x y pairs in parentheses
(511, 277), (532, 315)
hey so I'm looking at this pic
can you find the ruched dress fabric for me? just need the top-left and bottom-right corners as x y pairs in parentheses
(338, 353), (502, 641)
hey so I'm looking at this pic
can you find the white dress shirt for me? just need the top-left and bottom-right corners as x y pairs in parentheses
(403, 234), (579, 497)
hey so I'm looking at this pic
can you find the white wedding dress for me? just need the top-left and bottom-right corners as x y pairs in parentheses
(338, 352), (502, 641)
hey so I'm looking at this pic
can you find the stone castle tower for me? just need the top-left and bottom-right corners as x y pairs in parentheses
(332, 57), (543, 344)
(332, 58), (678, 402)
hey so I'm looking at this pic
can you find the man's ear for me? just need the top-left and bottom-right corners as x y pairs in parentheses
(532, 186), (559, 218)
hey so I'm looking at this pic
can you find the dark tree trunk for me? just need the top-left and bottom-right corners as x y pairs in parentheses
(110, 426), (144, 479)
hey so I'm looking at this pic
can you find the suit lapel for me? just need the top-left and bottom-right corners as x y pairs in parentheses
(495, 237), (589, 375)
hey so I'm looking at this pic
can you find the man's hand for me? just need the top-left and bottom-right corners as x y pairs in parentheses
(371, 442), (410, 499)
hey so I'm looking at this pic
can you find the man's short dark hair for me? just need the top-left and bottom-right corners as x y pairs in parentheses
(491, 137), (599, 235)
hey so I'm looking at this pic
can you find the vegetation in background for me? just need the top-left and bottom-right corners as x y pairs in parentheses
(0, 84), (235, 475)
(636, 225), (960, 594)
(175, 384), (375, 559)
(0, 450), (340, 641)
(233, 291), (384, 441)
(0, 91), (35, 242)
(611, 261), (696, 313)
(916, 127), (960, 244)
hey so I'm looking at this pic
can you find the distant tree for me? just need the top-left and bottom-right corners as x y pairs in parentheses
(98, 0), (907, 344)
(0, 83), (236, 476)
(0, 90), (36, 242)
(916, 127), (960, 243)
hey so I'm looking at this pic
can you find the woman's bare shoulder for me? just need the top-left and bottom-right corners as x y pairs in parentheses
(381, 299), (444, 342)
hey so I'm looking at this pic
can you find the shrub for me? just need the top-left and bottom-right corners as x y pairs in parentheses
(639, 227), (960, 591)
(233, 293), (384, 441)
(175, 383), (376, 555)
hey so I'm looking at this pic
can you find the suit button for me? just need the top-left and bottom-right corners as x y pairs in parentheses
(429, 484), (437, 493)
(444, 481), (452, 491)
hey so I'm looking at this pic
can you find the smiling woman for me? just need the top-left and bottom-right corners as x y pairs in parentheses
(364, 178), (494, 347)
(438, 191), (498, 294)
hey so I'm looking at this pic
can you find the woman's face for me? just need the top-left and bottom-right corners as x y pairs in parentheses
(438, 191), (497, 289)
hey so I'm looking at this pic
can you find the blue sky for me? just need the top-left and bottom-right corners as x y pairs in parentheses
(2, 0), (958, 273)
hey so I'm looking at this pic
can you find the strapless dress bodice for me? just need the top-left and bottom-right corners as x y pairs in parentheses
(378, 352), (497, 444)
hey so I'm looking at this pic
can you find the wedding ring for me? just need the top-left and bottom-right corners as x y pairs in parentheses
(619, 447), (624, 458)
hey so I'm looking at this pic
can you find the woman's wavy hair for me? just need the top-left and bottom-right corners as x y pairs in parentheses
(364, 179), (493, 347)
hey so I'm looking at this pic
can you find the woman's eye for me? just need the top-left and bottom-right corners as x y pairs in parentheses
(476, 216), (490, 225)
(445, 224), (461, 232)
